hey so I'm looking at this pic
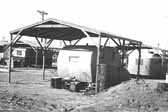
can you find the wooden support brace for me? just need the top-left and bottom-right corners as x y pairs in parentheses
(35, 37), (44, 50)
(73, 39), (81, 46)
(69, 41), (72, 45)
(127, 49), (135, 55)
(81, 29), (98, 46)
(29, 46), (36, 52)
(118, 39), (122, 46)
(11, 35), (22, 45)
(46, 39), (53, 49)
(63, 40), (67, 46)
(5, 34), (22, 51)
(104, 38), (109, 47)
(10, 30), (22, 44)
(110, 37), (120, 47)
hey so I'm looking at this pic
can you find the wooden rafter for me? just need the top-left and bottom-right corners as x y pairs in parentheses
(73, 39), (81, 46)
(63, 40), (67, 46)
(104, 38), (110, 46)
(81, 29), (98, 46)
(110, 37), (120, 47)
(69, 41), (72, 45)
(35, 37), (44, 50)
(118, 39), (122, 46)
(46, 39), (53, 48)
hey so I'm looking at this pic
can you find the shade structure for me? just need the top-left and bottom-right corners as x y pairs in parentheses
(10, 18), (98, 41)
(10, 18), (141, 43)
(9, 18), (142, 93)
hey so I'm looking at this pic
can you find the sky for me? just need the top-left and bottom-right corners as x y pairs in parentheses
(0, 0), (168, 49)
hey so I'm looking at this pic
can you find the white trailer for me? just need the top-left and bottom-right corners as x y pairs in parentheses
(57, 45), (130, 89)
(127, 49), (168, 78)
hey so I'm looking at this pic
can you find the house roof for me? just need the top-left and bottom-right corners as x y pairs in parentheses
(10, 18), (141, 44)
(0, 40), (8, 46)
(18, 40), (40, 47)
(142, 44), (168, 54)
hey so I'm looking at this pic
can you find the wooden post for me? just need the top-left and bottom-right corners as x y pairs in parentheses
(137, 43), (142, 80)
(35, 47), (38, 67)
(95, 34), (101, 93)
(42, 49), (45, 80)
(98, 64), (106, 91)
(8, 34), (13, 83)
(63, 40), (67, 46)
(42, 38), (47, 80)
(161, 54), (164, 79)
(121, 40), (125, 66)
(35, 37), (46, 80)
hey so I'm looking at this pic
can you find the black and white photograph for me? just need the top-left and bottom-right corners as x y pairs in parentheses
(1, 0), (168, 111)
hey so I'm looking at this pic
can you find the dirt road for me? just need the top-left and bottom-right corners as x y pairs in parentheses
(0, 68), (168, 112)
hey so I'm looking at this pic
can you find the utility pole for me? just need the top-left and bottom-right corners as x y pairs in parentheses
(37, 10), (48, 43)
(37, 10), (48, 21)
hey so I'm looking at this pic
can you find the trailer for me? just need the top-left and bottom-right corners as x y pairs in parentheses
(57, 45), (130, 91)
(2, 41), (53, 68)
(127, 49), (168, 78)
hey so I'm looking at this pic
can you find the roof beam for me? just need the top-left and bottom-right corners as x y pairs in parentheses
(9, 18), (141, 46)
(101, 33), (141, 44)
(35, 24), (70, 28)
(10, 18), (99, 35)
(81, 29), (98, 46)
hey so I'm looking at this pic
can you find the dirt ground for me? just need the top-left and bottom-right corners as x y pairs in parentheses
(0, 68), (168, 112)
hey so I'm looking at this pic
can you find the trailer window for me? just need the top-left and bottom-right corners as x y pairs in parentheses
(69, 56), (79, 63)
(136, 59), (143, 65)
(17, 50), (22, 56)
